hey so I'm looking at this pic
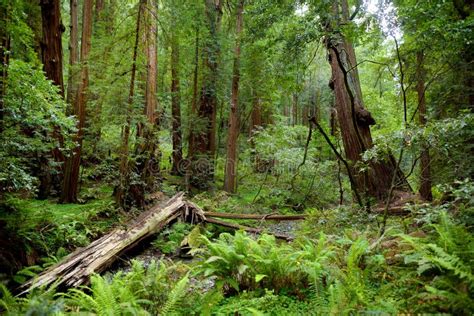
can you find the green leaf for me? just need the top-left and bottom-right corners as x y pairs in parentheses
(255, 274), (267, 283)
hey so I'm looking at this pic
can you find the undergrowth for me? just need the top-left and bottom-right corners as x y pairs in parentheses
(1, 180), (473, 314)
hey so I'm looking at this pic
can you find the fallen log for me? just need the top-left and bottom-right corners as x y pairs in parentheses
(204, 212), (307, 221)
(21, 194), (301, 293)
(373, 205), (411, 216)
(204, 217), (293, 241)
(21, 193), (205, 293)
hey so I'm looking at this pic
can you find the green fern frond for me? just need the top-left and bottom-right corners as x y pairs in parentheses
(161, 275), (189, 315)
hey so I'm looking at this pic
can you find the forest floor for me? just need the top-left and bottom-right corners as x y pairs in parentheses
(1, 172), (473, 314)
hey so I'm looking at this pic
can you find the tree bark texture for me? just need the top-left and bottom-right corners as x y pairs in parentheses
(66, 0), (79, 109)
(189, 0), (222, 189)
(223, 0), (244, 193)
(22, 193), (199, 292)
(187, 27), (200, 159)
(416, 51), (433, 201)
(137, 0), (160, 189)
(40, 0), (64, 96)
(171, 31), (183, 175)
(61, 0), (93, 203)
(325, 0), (406, 201)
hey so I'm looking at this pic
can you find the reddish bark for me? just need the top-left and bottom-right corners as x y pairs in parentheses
(66, 0), (79, 109)
(39, 0), (66, 198)
(139, 0), (159, 187)
(416, 51), (433, 201)
(324, 0), (406, 201)
(40, 0), (64, 96)
(61, 0), (93, 203)
(223, 0), (244, 193)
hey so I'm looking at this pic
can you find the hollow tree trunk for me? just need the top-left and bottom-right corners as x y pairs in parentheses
(416, 51), (433, 201)
(189, 0), (222, 189)
(116, 0), (142, 209)
(61, 0), (93, 203)
(223, 0), (244, 193)
(325, 0), (405, 201)
(171, 30), (183, 175)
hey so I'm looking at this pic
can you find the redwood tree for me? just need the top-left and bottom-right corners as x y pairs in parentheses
(223, 0), (244, 193)
(66, 0), (79, 109)
(61, 0), (93, 203)
(170, 29), (183, 175)
(137, 0), (159, 189)
(325, 0), (406, 201)
(39, 0), (66, 199)
(116, 0), (143, 209)
(39, 0), (64, 96)
(416, 50), (433, 201)
(189, 0), (222, 189)
(187, 26), (199, 159)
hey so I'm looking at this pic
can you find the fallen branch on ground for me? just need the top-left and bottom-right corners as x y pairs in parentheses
(204, 212), (307, 221)
(204, 217), (293, 241)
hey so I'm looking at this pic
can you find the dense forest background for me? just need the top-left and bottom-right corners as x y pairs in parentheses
(0, 0), (473, 314)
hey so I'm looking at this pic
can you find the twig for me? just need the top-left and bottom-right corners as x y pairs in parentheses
(252, 169), (270, 203)
(309, 116), (364, 208)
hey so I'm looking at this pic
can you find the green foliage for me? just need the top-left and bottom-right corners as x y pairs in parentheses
(0, 191), (117, 282)
(151, 222), (192, 255)
(213, 290), (316, 315)
(400, 211), (474, 313)
(0, 283), (64, 316)
(0, 60), (76, 193)
(66, 273), (149, 315)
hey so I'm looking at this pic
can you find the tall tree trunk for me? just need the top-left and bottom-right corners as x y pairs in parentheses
(189, 0), (222, 189)
(140, 0), (159, 188)
(66, 0), (79, 110)
(95, 0), (105, 21)
(250, 94), (262, 133)
(292, 93), (298, 126)
(325, 0), (406, 201)
(61, 0), (93, 203)
(187, 27), (199, 159)
(116, 0), (142, 209)
(171, 31), (183, 175)
(39, 0), (66, 199)
(223, 0), (244, 193)
(40, 0), (64, 96)
(416, 51), (433, 201)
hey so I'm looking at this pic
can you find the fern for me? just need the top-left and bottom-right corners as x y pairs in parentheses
(400, 211), (474, 313)
(0, 284), (17, 314)
(66, 273), (148, 315)
(160, 275), (189, 315)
